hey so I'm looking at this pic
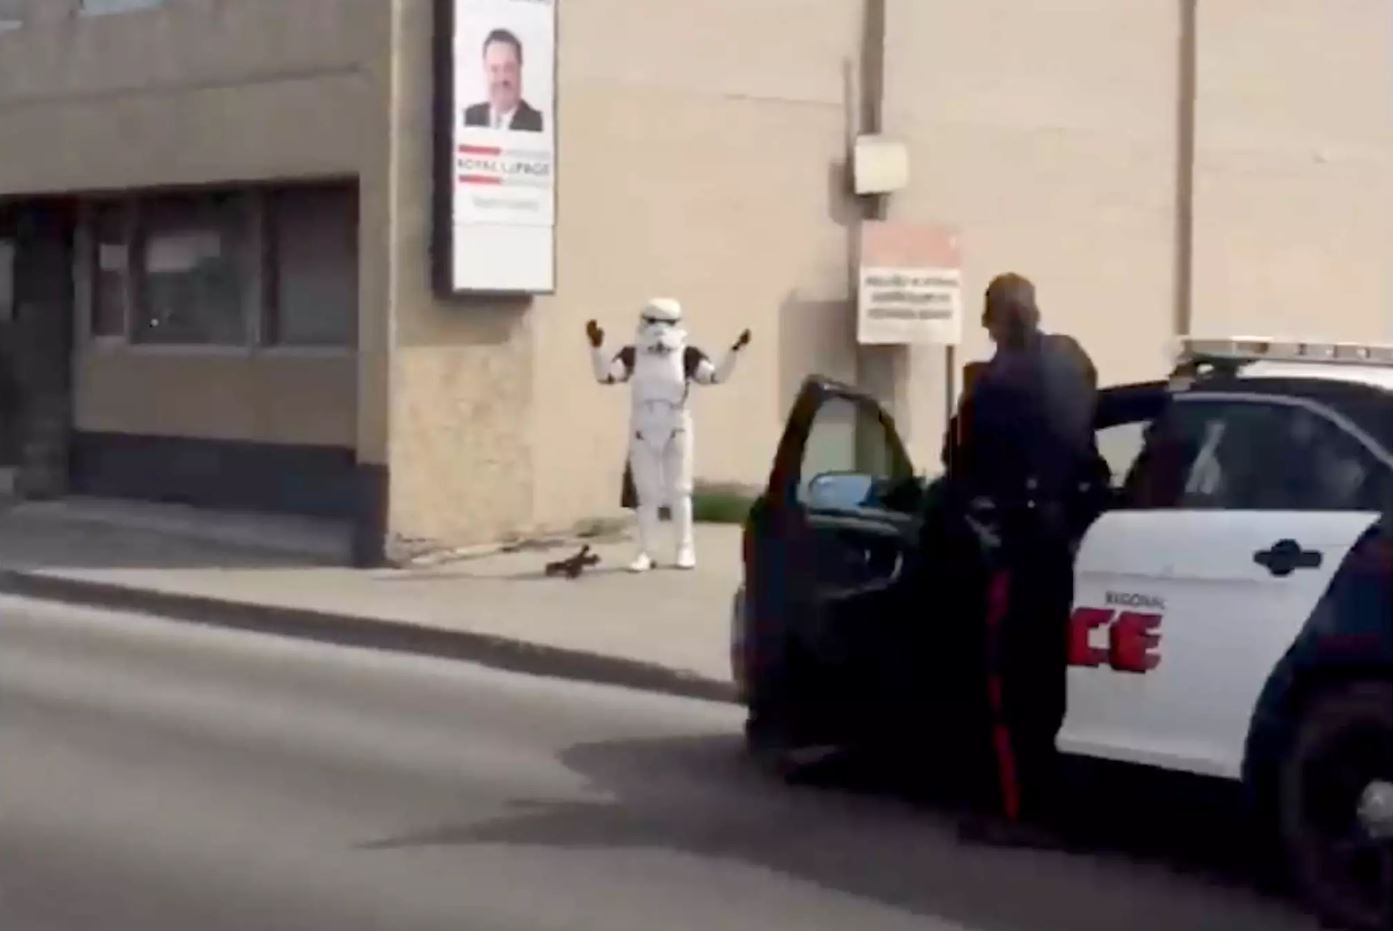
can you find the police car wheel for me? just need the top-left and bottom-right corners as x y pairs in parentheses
(1278, 682), (1393, 931)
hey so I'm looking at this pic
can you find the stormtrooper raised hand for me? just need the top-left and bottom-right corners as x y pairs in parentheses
(587, 298), (751, 572)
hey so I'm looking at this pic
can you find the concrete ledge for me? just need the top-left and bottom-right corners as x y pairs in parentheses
(0, 568), (739, 706)
(5, 496), (352, 564)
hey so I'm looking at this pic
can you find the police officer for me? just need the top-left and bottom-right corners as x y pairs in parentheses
(944, 273), (1100, 848)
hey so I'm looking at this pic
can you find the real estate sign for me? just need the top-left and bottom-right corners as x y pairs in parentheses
(436, 0), (557, 295)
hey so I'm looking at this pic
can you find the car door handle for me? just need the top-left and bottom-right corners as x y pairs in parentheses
(1254, 539), (1323, 577)
(822, 550), (904, 601)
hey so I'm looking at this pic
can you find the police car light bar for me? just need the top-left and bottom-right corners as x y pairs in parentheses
(1176, 335), (1393, 367)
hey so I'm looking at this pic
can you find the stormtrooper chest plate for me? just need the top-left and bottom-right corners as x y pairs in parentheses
(629, 348), (689, 441)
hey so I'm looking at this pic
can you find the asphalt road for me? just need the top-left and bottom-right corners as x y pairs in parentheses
(0, 596), (1318, 931)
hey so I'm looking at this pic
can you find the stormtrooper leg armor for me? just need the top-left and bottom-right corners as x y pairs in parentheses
(627, 417), (696, 572)
(627, 436), (664, 573)
(666, 421), (696, 569)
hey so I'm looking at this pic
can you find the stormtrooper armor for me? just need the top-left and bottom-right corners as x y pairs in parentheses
(588, 299), (749, 572)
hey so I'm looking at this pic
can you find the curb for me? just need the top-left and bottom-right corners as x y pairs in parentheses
(0, 569), (739, 706)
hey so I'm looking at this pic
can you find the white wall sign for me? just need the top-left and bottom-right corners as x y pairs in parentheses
(857, 221), (963, 345)
(436, 0), (557, 296)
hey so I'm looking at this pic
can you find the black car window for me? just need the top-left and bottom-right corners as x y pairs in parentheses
(797, 395), (912, 512)
(1122, 398), (1392, 512)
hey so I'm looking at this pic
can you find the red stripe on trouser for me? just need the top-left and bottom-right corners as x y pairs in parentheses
(984, 570), (1021, 821)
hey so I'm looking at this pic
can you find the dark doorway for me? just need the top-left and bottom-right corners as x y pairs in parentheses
(0, 199), (75, 500)
(0, 207), (20, 478)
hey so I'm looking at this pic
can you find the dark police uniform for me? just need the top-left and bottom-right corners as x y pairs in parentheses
(944, 330), (1101, 824)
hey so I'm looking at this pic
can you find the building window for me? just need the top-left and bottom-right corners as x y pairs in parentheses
(134, 191), (251, 346)
(265, 185), (358, 347)
(79, 182), (357, 350)
(79, 0), (163, 14)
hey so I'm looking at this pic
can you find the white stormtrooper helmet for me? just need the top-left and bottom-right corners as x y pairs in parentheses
(636, 297), (688, 356)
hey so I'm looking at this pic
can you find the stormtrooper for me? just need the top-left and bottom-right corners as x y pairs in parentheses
(587, 298), (751, 572)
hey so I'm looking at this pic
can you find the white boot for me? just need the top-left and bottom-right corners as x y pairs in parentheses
(672, 495), (696, 570)
(630, 504), (659, 573)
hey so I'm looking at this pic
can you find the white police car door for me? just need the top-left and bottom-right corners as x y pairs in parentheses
(1059, 391), (1389, 779)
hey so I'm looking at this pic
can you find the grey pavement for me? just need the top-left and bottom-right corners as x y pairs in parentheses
(0, 497), (741, 699)
(0, 596), (1316, 931)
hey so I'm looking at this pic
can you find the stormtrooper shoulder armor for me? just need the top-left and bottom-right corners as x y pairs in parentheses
(683, 347), (710, 381)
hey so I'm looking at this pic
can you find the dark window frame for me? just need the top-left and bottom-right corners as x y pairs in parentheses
(0, 234), (13, 324)
(78, 181), (358, 352)
(82, 195), (138, 341)
(261, 183), (360, 349)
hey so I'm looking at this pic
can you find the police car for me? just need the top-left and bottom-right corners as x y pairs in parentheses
(731, 336), (1393, 930)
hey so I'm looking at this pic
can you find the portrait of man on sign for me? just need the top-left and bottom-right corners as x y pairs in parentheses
(463, 28), (544, 132)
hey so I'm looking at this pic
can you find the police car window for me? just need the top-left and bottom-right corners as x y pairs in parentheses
(1184, 418), (1228, 500)
(1095, 420), (1147, 490)
(1121, 402), (1255, 509)
(1123, 399), (1391, 511)
(798, 395), (908, 509)
(1242, 406), (1389, 512)
(1118, 404), (1205, 508)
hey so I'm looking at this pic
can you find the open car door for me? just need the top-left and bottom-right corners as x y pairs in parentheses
(744, 377), (928, 751)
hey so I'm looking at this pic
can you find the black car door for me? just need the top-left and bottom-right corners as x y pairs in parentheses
(747, 377), (926, 747)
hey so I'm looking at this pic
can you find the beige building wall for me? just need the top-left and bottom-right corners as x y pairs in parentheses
(74, 351), (356, 445)
(4, 0), (1393, 554)
(883, 0), (1184, 467)
(356, 0), (1393, 551)
(1190, 0), (1393, 341)
(0, 0), (390, 461)
(530, 0), (866, 531)
(385, 0), (536, 549)
(384, 0), (867, 548)
(881, 0), (1393, 471)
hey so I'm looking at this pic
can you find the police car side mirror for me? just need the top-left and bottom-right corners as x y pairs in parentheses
(806, 471), (876, 511)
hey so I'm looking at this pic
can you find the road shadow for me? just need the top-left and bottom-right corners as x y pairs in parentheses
(360, 734), (1310, 931)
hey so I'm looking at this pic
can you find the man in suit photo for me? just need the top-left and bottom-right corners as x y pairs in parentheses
(463, 28), (544, 133)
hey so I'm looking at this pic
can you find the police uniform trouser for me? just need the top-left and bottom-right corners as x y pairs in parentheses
(982, 510), (1074, 823)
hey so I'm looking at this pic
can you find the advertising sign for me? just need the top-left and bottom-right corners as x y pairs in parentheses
(857, 221), (963, 345)
(435, 0), (556, 295)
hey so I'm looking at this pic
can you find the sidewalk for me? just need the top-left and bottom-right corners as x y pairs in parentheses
(0, 497), (742, 702)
